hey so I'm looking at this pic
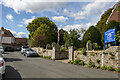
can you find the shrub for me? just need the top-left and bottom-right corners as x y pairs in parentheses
(73, 59), (85, 65)
(103, 52), (108, 55)
(115, 69), (120, 72)
(88, 59), (95, 68)
(109, 52), (114, 56)
(43, 56), (51, 59)
(107, 66), (115, 71)
(39, 55), (43, 58)
(96, 59), (100, 63)
(68, 60), (74, 64)
(60, 47), (68, 52)
(43, 49), (46, 52)
(95, 66), (100, 69)
(81, 48), (87, 56)
(110, 56), (115, 59)
(77, 52), (81, 54)
(90, 52), (95, 56)
(101, 65), (107, 70)
(77, 48), (82, 51)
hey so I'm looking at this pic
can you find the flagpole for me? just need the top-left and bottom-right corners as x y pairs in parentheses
(58, 29), (59, 45)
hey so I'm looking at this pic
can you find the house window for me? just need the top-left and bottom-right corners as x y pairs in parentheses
(1, 31), (4, 34)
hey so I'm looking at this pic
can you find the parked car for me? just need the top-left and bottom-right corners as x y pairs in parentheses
(0, 52), (5, 79)
(23, 48), (38, 57)
(0, 46), (4, 54)
(21, 46), (29, 54)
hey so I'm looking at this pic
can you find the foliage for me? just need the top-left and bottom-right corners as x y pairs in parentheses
(63, 29), (81, 48)
(94, 43), (101, 50)
(81, 48), (86, 56)
(82, 26), (102, 48)
(96, 59), (100, 64)
(68, 60), (74, 64)
(103, 52), (108, 55)
(73, 59), (85, 65)
(95, 8), (113, 47)
(26, 17), (58, 47)
(77, 48), (82, 51)
(59, 29), (68, 45)
(115, 69), (120, 73)
(101, 65), (107, 70)
(60, 47), (68, 52)
(109, 52), (114, 56)
(87, 59), (95, 68)
(43, 56), (51, 59)
(95, 66), (100, 69)
(107, 66), (115, 71)
(117, 7), (120, 12)
(90, 52), (95, 56)
(115, 31), (120, 42)
(39, 55), (43, 58)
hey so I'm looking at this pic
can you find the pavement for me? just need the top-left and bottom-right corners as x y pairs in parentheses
(1, 51), (120, 79)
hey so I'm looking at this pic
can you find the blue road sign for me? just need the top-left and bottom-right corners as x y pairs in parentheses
(104, 29), (116, 43)
(104, 28), (116, 50)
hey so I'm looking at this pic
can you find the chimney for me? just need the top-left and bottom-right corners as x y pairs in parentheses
(1, 27), (4, 30)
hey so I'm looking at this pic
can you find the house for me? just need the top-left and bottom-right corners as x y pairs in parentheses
(15, 38), (28, 46)
(0, 27), (28, 51)
(0, 27), (15, 50)
(106, 2), (120, 24)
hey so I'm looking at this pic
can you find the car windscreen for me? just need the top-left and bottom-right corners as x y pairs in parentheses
(23, 46), (29, 48)
(26, 49), (34, 51)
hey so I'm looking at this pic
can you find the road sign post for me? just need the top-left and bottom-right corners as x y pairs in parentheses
(104, 28), (116, 50)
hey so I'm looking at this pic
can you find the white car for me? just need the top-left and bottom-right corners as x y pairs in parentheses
(0, 46), (4, 54)
(0, 53), (5, 79)
(23, 48), (38, 57)
(21, 46), (29, 54)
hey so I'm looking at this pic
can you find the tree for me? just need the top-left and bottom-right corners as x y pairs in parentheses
(82, 26), (102, 48)
(59, 29), (67, 45)
(63, 29), (81, 48)
(26, 17), (58, 39)
(115, 31), (120, 42)
(26, 17), (58, 47)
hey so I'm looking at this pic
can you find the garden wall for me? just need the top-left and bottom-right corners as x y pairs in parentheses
(32, 45), (68, 60)
(74, 46), (120, 69)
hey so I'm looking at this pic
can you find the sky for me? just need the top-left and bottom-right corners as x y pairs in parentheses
(0, 0), (119, 38)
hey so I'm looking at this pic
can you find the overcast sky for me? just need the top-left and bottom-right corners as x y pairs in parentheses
(0, 0), (119, 38)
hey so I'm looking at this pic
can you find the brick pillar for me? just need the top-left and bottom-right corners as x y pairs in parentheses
(69, 46), (74, 61)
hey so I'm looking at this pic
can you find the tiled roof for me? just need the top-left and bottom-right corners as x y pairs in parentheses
(15, 38), (28, 45)
(106, 2), (120, 24)
(0, 27), (14, 37)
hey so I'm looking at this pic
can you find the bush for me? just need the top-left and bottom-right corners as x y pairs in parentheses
(81, 48), (87, 56)
(68, 60), (74, 64)
(103, 52), (108, 55)
(39, 55), (43, 58)
(77, 48), (82, 51)
(60, 47), (68, 52)
(107, 66), (115, 71)
(90, 52), (95, 56)
(101, 65), (107, 70)
(73, 59), (85, 65)
(95, 66), (100, 69)
(96, 59), (100, 63)
(109, 52), (114, 56)
(115, 69), (120, 72)
(88, 59), (95, 68)
(43, 56), (51, 59)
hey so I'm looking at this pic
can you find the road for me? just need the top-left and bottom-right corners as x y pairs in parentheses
(2, 51), (119, 79)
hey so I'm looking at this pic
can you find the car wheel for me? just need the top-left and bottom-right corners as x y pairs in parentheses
(25, 54), (28, 57)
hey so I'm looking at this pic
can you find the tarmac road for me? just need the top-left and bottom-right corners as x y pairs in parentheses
(2, 51), (119, 80)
